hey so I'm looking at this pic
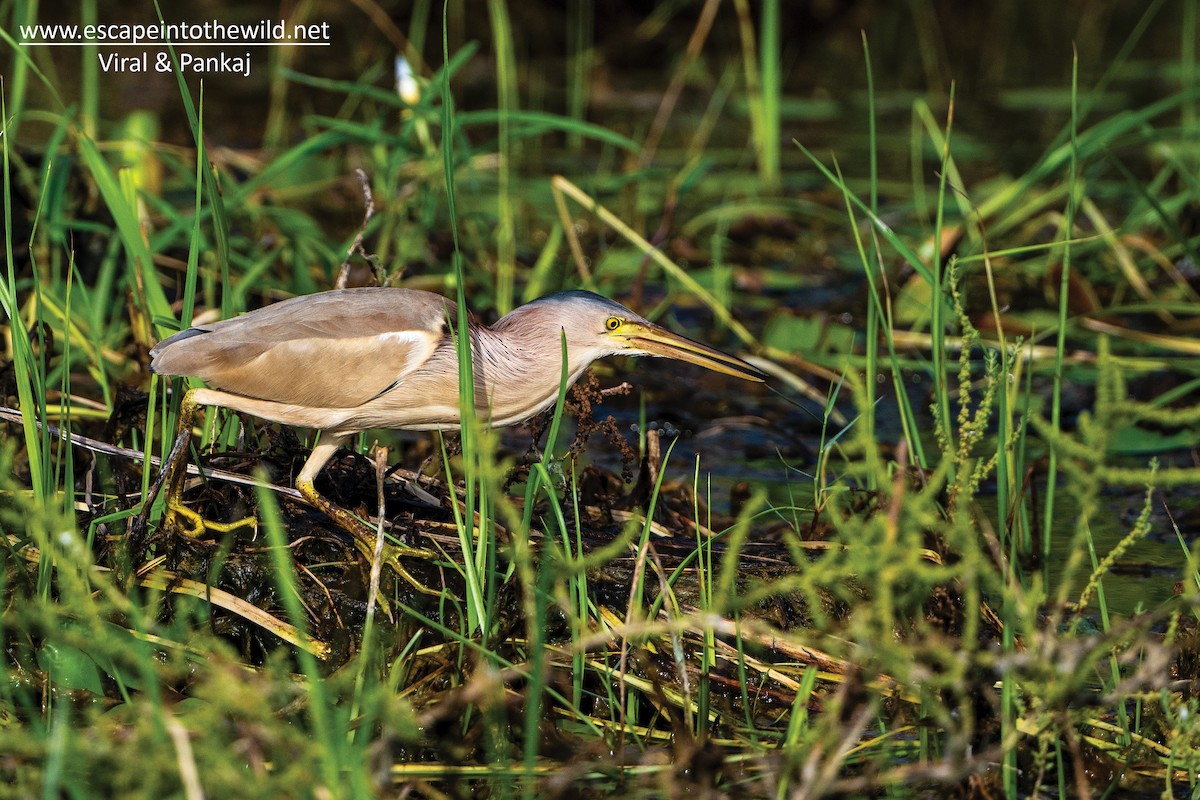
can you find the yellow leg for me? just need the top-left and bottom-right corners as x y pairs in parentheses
(161, 388), (256, 538)
(161, 391), (439, 594)
(296, 439), (441, 597)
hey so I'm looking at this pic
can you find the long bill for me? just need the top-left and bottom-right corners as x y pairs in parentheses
(624, 322), (764, 382)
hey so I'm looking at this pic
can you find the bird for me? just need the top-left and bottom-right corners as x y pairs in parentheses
(149, 287), (763, 554)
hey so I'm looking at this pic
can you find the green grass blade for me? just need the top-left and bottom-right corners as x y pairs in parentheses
(254, 480), (349, 794)
(1041, 50), (1079, 585)
(487, 0), (517, 314)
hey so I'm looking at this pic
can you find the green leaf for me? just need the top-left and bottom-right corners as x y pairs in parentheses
(37, 643), (105, 694)
(1109, 425), (1199, 455)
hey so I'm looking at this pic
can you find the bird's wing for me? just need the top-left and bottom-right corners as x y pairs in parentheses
(150, 288), (453, 408)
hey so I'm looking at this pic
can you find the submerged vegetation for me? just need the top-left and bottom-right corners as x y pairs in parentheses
(3, 0), (1200, 797)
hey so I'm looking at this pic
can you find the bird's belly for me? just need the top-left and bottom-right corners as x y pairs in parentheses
(338, 401), (464, 433)
(196, 374), (565, 436)
(345, 382), (561, 433)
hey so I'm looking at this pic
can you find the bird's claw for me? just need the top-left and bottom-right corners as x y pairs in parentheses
(163, 500), (257, 539)
(159, 390), (441, 597)
(373, 542), (444, 599)
(165, 494), (440, 597)
(335, 515), (442, 598)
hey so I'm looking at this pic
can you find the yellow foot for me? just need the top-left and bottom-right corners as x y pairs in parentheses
(292, 471), (440, 594)
(159, 396), (440, 596)
(157, 403), (258, 540)
(337, 516), (443, 599)
(163, 500), (258, 540)
(167, 493), (439, 596)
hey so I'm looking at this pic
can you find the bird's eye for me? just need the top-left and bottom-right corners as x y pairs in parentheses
(605, 316), (622, 331)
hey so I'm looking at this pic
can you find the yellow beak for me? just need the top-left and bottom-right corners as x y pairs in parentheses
(618, 321), (764, 382)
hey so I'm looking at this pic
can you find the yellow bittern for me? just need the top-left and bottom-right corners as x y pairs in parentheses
(150, 288), (762, 551)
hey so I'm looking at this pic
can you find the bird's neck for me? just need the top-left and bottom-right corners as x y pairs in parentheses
(471, 323), (595, 426)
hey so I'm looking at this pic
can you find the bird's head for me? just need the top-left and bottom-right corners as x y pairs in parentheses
(495, 290), (764, 382)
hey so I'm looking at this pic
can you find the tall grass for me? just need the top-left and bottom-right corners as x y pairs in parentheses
(0, 90), (48, 507)
(565, 0), (594, 154)
(487, 0), (518, 315)
(732, 0), (781, 191)
(1039, 50), (1080, 595)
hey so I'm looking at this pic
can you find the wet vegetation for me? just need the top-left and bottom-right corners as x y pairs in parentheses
(3, 0), (1200, 797)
